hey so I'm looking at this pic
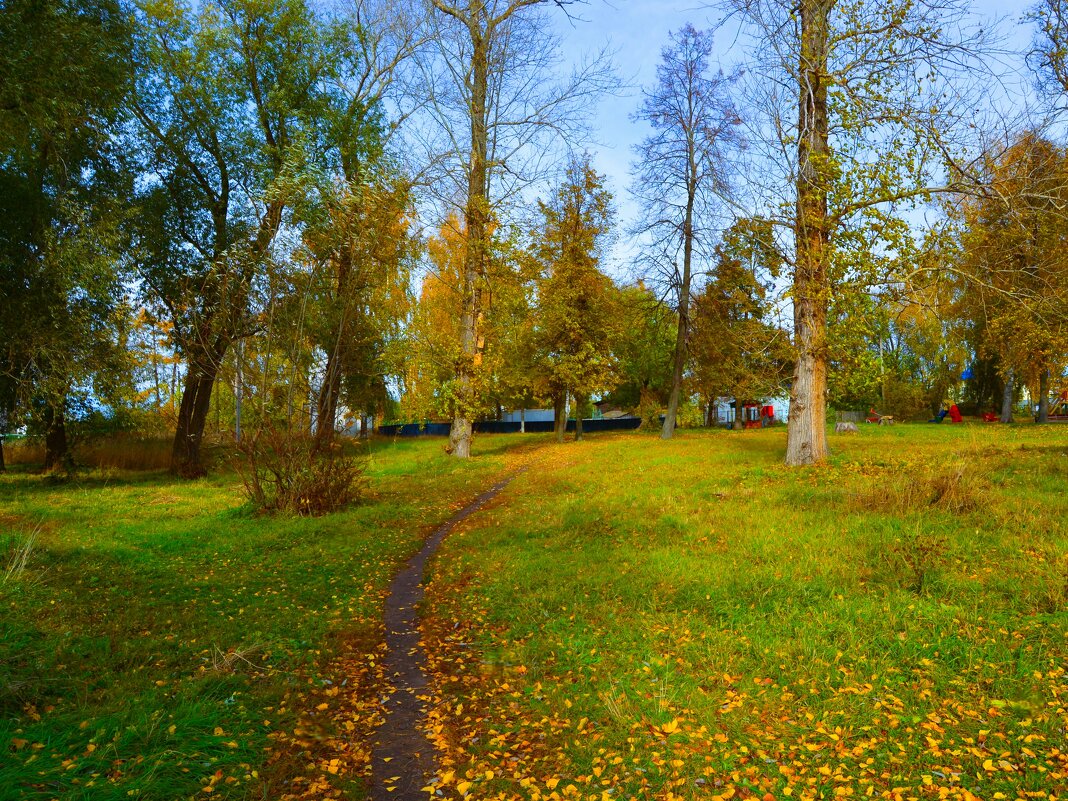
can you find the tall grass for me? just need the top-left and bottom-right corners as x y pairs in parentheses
(6, 435), (175, 471)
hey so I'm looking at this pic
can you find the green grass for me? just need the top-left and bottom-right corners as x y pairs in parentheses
(0, 435), (530, 801)
(422, 424), (1068, 799)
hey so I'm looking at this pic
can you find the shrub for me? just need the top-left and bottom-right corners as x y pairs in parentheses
(234, 430), (367, 516)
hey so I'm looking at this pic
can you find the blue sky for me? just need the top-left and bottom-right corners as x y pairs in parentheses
(548, 0), (1037, 275)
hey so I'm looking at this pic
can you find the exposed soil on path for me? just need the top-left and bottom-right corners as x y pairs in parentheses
(368, 472), (521, 800)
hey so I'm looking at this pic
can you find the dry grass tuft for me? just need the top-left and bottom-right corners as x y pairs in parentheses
(852, 460), (984, 515)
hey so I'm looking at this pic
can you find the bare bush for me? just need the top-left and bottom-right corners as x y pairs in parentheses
(234, 430), (367, 516)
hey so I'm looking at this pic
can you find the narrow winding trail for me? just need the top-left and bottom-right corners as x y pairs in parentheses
(368, 472), (520, 800)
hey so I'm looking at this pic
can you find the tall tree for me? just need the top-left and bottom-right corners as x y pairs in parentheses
(726, 0), (992, 464)
(132, 0), (336, 476)
(955, 132), (1068, 423)
(0, 0), (135, 469)
(533, 156), (618, 442)
(304, 0), (427, 441)
(690, 219), (791, 428)
(424, 0), (615, 457)
(631, 23), (742, 439)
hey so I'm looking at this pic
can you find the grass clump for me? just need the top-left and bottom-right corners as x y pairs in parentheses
(852, 458), (985, 514)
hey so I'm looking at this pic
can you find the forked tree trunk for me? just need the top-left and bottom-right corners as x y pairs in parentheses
(172, 341), (226, 478)
(43, 405), (68, 472)
(553, 392), (567, 443)
(785, 0), (832, 466)
(1000, 371), (1015, 424)
(1037, 368), (1050, 423)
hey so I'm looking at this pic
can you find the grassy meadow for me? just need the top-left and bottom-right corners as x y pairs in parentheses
(420, 424), (1068, 800)
(0, 435), (529, 800)
(1, 424), (1066, 801)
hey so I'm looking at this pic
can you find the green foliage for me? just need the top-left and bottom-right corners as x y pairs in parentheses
(0, 0), (136, 450)
(532, 156), (619, 407)
(690, 219), (791, 418)
(604, 284), (676, 420)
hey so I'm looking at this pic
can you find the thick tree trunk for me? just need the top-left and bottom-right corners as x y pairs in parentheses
(316, 346), (343, 443)
(553, 392), (567, 443)
(43, 405), (68, 472)
(172, 342), (225, 478)
(786, 0), (832, 466)
(1000, 371), (1015, 424)
(734, 399), (744, 430)
(1037, 368), (1050, 423)
(574, 394), (586, 441)
(450, 20), (490, 460)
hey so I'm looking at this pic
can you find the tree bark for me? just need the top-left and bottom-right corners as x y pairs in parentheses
(234, 342), (243, 443)
(785, 0), (832, 466)
(316, 346), (343, 443)
(1037, 368), (1050, 423)
(574, 393), (585, 441)
(172, 341), (225, 478)
(0, 436), (5, 473)
(450, 12), (490, 460)
(553, 392), (567, 442)
(520, 406), (525, 434)
(734, 399), (744, 430)
(1000, 370), (1015, 424)
(43, 405), (68, 472)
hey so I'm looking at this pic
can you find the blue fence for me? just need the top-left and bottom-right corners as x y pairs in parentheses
(377, 417), (643, 437)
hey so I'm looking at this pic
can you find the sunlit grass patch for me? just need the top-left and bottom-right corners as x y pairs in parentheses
(422, 424), (1068, 799)
(0, 435), (522, 800)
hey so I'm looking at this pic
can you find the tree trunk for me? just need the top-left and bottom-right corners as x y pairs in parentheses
(785, 0), (832, 466)
(316, 346), (343, 443)
(734, 399), (744, 431)
(574, 393), (585, 441)
(450, 18), (490, 460)
(553, 392), (567, 442)
(0, 435), (5, 473)
(234, 342), (243, 443)
(172, 342), (225, 478)
(662, 158), (698, 440)
(43, 405), (68, 472)
(520, 407), (525, 434)
(1037, 368), (1050, 423)
(1000, 371), (1015, 424)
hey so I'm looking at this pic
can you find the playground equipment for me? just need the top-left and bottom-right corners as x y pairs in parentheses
(741, 404), (776, 429)
(866, 408), (894, 425)
(1045, 389), (1068, 422)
